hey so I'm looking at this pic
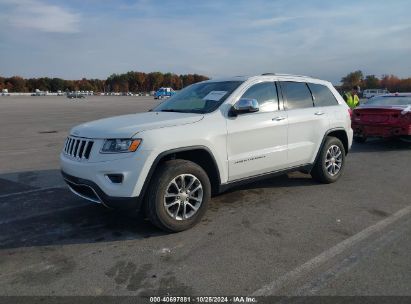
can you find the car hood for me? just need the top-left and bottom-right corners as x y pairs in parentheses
(70, 112), (204, 139)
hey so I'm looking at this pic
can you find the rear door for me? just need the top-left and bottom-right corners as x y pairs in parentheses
(308, 83), (345, 132)
(226, 82), (288, 181)
(280, 81), (330, 166)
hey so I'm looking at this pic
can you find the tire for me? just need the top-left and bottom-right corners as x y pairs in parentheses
(353, 136), (367, 143)
(311, 136), (346, 184)
(145, 159), (211, 232)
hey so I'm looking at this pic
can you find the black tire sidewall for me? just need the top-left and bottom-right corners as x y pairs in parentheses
(318, 137), (346, 183)
(148, 160), (211, 232)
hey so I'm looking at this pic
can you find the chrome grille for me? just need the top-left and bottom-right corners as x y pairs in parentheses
(63, 136), (94, 159)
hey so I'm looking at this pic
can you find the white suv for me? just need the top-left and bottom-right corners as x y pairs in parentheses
(61, 74), (353, 232)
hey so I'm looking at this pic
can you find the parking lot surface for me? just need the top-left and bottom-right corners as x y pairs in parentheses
(0, 96), (410, 296)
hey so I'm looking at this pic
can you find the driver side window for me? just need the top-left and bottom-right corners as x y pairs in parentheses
(241, 82), (279, 112)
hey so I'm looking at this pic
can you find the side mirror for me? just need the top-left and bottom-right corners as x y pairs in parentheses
(230, 98), (259, 116)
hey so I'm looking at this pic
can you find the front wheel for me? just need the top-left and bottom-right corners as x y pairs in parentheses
(145, 159), (211, 232)
(311, 136), (346, 184)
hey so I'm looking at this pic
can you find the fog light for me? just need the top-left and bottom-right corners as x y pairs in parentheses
(106, 174), (123, 184)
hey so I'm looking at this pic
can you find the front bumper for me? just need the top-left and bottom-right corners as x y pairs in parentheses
(60, 150), (151, 197)
(62, 171), (142, 210)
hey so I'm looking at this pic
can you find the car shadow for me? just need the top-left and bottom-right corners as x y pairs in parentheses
(0, 169), (323, 250)
(350, 138), (411, 153)
(0, 169), (166, 250)
(219, 171), (317, 195)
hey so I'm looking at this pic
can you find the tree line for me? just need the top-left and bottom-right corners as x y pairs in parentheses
(340, 70), (411, 92)
(2, 70), (411, 93)
(0, 71), (209, 93)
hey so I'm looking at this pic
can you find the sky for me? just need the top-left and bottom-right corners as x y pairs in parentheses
(0, 0), (410, 84)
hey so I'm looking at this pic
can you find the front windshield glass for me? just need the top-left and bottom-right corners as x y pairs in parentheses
(366, 96), (411, 106)
(153, 81), (243, 114)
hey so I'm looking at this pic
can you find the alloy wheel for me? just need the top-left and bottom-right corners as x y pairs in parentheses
(163, 174), (203, 220)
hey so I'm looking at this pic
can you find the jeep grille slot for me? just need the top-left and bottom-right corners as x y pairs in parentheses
(63, 136), (94, 159)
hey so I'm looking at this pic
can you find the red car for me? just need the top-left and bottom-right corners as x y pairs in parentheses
(352, 93), (411, 143)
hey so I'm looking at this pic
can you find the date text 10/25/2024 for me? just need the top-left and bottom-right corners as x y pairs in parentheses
(149, 296), (257, 303)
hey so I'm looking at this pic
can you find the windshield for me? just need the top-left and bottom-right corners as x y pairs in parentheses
(153, 81), (243, 114)
(365, 96), (411, 106)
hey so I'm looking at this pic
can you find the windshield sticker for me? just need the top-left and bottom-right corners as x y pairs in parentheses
(203, 91), (227, 101)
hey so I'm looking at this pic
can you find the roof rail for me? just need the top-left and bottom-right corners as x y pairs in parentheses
(261, 73), (312, 78)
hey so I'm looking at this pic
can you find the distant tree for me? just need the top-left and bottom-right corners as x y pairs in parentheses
(135, 72), (146, 92)
(380, 75), (401, 92)
(0, 71), (209, 93)
(363, 75), (380, 89)
(89, 79), (105, 92)
(127, 72), (139, 92)
(34, 78), (51, 91)
(147, 72), (164, 91)
(171, 74), (182, 90)
(7, 76), (27, 92)
(118, 74), (129, 92)
(193, 74), (208, 83)
(64, 80), (77, 91)
(4, 81), (13, 91)
(398, 78), (411, 92)
(180, 74), (195, 88)
(163, 73), (173, 87)
(50, 78), (65, 92)
(341, 70), (363, 89)
(78, 78), (95, 91)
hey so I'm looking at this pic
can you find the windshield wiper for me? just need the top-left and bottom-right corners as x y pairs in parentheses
(161, 109), (186, 113)
(159, 108), (206, 114)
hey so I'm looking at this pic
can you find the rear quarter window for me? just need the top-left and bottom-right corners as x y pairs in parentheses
(308, 83), (338, 107)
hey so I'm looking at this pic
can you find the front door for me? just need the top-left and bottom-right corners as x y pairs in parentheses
(226, 82), (288, 181)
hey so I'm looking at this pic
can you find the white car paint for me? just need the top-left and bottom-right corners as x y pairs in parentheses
(61, 74), (353, 205)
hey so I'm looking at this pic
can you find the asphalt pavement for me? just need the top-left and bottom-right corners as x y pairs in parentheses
(0, 96), (410, 297)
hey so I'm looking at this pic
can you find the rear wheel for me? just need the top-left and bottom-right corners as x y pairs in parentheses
(145, 159), (211, 232)
(311, 137), (346, 184)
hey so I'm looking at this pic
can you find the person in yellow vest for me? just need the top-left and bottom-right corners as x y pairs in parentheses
(344, 86), (360, 109)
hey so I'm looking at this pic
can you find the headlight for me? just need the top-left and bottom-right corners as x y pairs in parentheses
(101, 139), (142, 153)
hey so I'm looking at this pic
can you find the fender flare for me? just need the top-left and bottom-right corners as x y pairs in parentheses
(313, 128), (349, 166)
(139, 145), (222, 199)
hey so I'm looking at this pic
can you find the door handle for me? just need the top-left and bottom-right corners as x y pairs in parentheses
(273, 116), (286, 121)
(315, 111), (325, 116)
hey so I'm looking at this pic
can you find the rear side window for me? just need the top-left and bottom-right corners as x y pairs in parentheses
(308, 83), (338, 107)
(281, 81), (313, 110)
(241, 82), (279, 112)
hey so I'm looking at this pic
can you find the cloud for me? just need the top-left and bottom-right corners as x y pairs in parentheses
(249, 17), (297, 27)
(0, 0), (410, 82)
(5, 0), (80, 33)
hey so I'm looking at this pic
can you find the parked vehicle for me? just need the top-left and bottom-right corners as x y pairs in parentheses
(352, 93), (411, 143)
(32, 89), (47, 96)
(362, 89), (389, 99)
(154, 87), (176, 99)
(61, 74), (353, 232)
(1, 89), (10, 96)
(67, 91), (85, 99)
